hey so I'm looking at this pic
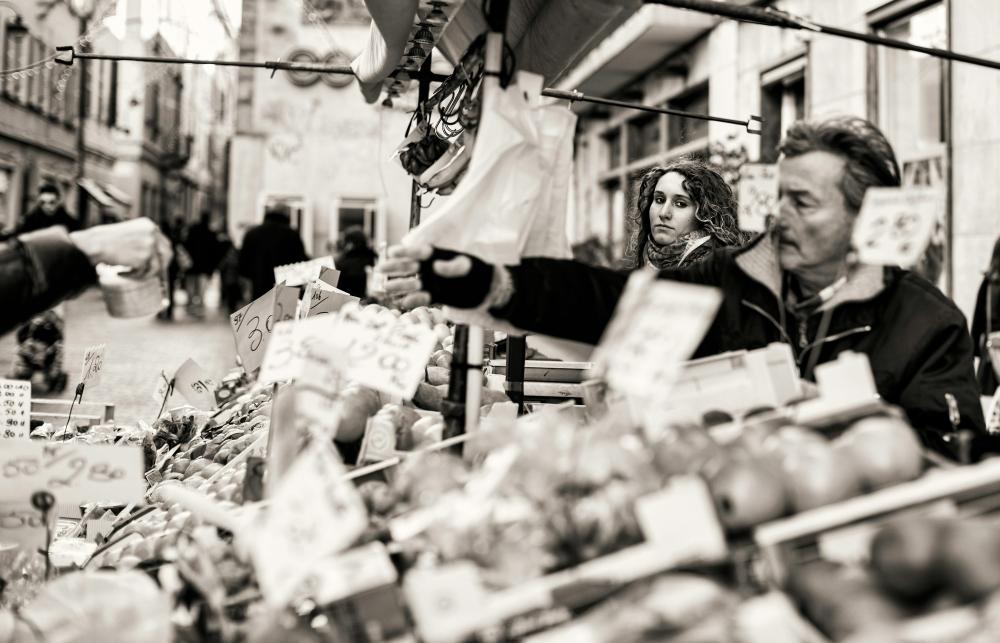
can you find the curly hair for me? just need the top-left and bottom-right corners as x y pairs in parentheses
(623, 159), (747, 269)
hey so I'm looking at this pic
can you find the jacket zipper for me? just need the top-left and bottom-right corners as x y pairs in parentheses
(797, 325), (874, 366)
(740, 299), (793, 345)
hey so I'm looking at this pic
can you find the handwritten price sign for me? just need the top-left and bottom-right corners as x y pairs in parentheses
(0, 503), (47, 551)
(81, 344), (106, 386)
(0, 378), (30, 439)
(274, 256), (335, 287)
(738, 163), (778, 232)
(230, 284), (300, 374)
(173, 359), (218, 410)
(0, 441), (144, 511)
(853, 187), (942, 268)
(259, 318), (342, 387)
(306, 285), (357, 318)
(338, 314), (437, 399)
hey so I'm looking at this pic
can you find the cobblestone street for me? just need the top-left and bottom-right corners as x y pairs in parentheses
(0, 283), (237, 425)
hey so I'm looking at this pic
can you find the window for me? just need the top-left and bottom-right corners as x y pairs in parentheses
(603, 129), (621, 170)
(2, 22), (23, 100)
(760, 58), (807, 163)
(337, 197), (377, 241)
(627, 114), (660, 163)
(667, 84), (709, 149)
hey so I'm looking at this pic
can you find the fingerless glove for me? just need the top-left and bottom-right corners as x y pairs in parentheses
(419, 248), (495, 309)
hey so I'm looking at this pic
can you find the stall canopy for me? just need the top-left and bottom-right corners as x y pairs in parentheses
(352, 0), (643, 104)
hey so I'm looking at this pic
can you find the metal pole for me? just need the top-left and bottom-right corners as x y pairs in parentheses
(408, 54), (432, 229)
(646, 0), (1000, 73)
(74, 16), (88, 226)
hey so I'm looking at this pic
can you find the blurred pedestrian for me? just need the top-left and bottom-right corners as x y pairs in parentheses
(218, 233), (244, 313)
(158, 215), (187, 321)
(183, 212), (220, 316)
(335, 226), (377, 297)
(238, 204), (308, 300)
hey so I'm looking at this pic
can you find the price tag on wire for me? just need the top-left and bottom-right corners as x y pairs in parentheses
(249, 440), (367, 607)
(229, 284), (299, 374)
(852, 186), (942, 268)
(0, 378), (31, 440)
(80, 344), (106, 386)
(738, 163), (778, 232)
(173, 359), (218, 411)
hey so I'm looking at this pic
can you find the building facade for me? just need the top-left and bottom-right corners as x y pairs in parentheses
(228, 0), (414, 256)
(564, 0), (998, 320)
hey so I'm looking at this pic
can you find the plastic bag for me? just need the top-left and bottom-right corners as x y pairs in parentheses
(404, 72), (576, 265)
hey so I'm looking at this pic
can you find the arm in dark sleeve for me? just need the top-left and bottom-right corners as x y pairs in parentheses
(0, 227), (97, 336)
(897, 319), (986, 447)
(494, 252), (726, 345)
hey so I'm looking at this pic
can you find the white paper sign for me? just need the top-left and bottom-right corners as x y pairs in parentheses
(318, 265), (341, 288)
(229, 284), (300, 374)
(0, 378), (31, 439)
(306, 285), (357, 317)
(173, 359), (218, 410)
(338, 315), (438, 399)
(0, 441), (145, 510)
(274, 256), (335, 288)
(853, 186), (942, 268)
(0, 503), (47, 552)
(303, 541), (398, 605)
(81, 344), (106, 386)
(258, 318), (342, 388)
(738, 163), (778, 232)
(634, 476), (728, 562)
(594, 270), (722, 406)
(250, 442), (367, 607)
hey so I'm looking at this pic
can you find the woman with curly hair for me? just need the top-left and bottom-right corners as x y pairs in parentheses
(623, 160), (748, 269)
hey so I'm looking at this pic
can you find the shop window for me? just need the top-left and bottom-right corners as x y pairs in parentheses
(337, 197), (377, 241)
(760, 58), (806, 163)
(627, 114), (660, 163)
(667, 84), (709, 149)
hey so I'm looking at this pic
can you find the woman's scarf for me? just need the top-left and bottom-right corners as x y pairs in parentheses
(643, 231), (712, 270)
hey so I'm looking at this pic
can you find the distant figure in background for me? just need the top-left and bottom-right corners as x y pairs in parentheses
(217, 233), (244, 313)
(972, 236), (1000, 395)
(334, 226), (377, 297)
(183, 212), (220, 315)
(8, 184), (81, 393)
(158, 215), (187, 321)
(238, 204), (308, 300)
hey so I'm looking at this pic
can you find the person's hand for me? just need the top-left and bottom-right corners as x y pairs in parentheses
(378, 244), (494, 310)
(70, 218), (173, 275)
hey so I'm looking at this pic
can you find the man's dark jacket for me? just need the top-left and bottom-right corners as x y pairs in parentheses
(238, 212), (308, 300)
(493, 234), (985, 445)
(17, 205), (80, 235)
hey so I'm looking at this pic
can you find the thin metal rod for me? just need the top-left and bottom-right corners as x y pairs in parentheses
(646, 0), (1000, 73)
(409, 55), (433, 230)
(543, 88), (762, 134)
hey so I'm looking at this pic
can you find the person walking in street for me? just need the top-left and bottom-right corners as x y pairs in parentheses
(381, 116), (988, 458)
(972, 236), (1000, 395)
(158, 215), (187, 321)
(335, 226), (377, 297)
(183, 212), (221, 316)
(623, 160), (748, 270)
(238, 204), (308, 300)
(6, 185), (82, 393)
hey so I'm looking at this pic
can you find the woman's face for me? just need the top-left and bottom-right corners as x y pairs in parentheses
(648, 171), (699, 245)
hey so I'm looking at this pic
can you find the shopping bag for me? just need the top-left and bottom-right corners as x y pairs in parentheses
(404, 72), (576, 264)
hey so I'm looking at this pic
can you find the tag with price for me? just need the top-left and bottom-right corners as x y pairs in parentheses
(173, 358), (218, 410)
(274, 256), (335, 287)
(81, 344), (106, 386)
(738, 163), (778, 232)
(593, 270), (722, 410)
(258, 318), (342, 387)
(229, 284), (300, 374)
(0, 441), (144, 514)
(250, 441), (367, 607)
(0, 378), (30, 440)
(853, 186), (942, 268)
(339, 315), (438, 399)
(305, 283), (357, 318)
(0, 502), (47, 552)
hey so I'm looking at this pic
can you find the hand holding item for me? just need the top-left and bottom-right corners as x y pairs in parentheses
(379, 244), (498, 310)
(70, 217), (173, 275)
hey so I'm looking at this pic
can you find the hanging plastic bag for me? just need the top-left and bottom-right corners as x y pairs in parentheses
(403, 71), (577, 265)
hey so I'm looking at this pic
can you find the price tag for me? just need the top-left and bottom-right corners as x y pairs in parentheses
(306, 284), (358, 317)
(0, 378), (31, 439)
(259, 318), (342, 387)
(357, 415), (397, 463)
(318, 265), (341, 288)
(173, 359), (218, 411)
(0, 503), (47, 552)
(0, 441), (144, 513)
(250, 441), (367, 607)
(274, 256), (336, 287)
(634, 475), (728, 563)
(303, 541), (398, 605)
(338, 315), (438, 399)
(738, 163), (778, 232)
(229, 284), (299, 374)
(81, 344), (106, 386)
(404, 562), (488, 643)
(853, 186), (942, 268)
(593, 271), (722, 409)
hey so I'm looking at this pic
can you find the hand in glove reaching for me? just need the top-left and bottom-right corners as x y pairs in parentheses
(379, 245), (511, 311)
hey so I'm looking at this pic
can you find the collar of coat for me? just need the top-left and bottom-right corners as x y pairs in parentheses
(734, 233), (887, 312)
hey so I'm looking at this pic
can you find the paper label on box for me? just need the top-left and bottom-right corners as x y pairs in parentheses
(301, 541), (398, 605)
(81, 344), (106, 386)
(0, 378), (31, 439)
(0, 441), (144, 511)
(738, 163), (778, 232)
(274, 256), (335, 287)
(250, 441), (367, 607)
(173, 359), (218, 411)
(229, 284), (299, 374)
(853, 186), (942, 268)
(634, 475), (728, 563)
(404, 562), (488, 643)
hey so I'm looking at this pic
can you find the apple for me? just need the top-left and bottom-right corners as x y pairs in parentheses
(834, 416), (923, 490)
(709, 457), (788, 530)
(777, 441), (864, 512)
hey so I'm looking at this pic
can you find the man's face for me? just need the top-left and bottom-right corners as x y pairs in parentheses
(38, 192), (60, 215)
(775, 151), (855, 279)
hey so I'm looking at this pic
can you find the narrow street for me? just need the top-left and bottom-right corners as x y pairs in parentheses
(0, 283), (237, 425)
